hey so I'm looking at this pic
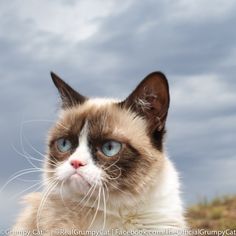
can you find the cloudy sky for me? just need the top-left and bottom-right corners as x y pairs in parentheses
(0, 0), (236, 230)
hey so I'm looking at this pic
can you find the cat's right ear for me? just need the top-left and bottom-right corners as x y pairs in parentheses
(120, 72), (170, 132)
(51, 72), (86, 109)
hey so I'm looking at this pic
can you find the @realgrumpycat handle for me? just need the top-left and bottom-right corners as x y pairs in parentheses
(11, 72), (186, 234)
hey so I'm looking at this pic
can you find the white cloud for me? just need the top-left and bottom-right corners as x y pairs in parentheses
(184, 156), (236, 203)
(1, 0), (236, 228)
(166, 0), (236, 23)
(1, 0), (117, 42)
(171, 74), (236, 113)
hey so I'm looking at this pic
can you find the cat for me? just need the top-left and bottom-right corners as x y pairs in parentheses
(11, 72), (187, 235)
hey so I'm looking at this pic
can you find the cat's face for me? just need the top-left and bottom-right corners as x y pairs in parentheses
(45, 72), (170, 206)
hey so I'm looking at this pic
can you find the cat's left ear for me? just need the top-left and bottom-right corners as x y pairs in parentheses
(120, 72), (170, 132)
(51, 72), (86, 109)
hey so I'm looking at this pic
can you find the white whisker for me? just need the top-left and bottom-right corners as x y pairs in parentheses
(77, 182), (98, 212)
(102, 185), (107, 230)
(0, 169), (43, 193)
(36, 180), (58, 230)
(10, 176), (55, 200)
(88, 185), (101, 229)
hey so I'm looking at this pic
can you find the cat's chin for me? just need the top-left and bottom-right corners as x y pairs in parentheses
(67, 173), (91, 194)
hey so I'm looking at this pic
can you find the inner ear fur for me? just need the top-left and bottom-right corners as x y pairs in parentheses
(120, 71), (170, 132)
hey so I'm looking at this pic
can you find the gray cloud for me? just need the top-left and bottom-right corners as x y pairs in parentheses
(1, 0), (236, 229)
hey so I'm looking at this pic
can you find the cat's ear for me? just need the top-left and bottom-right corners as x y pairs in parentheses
(51, 72), (86, 108)
(121, 72), (170, 131)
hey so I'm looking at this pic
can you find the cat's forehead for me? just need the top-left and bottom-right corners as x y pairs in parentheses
(51, 98), (150, 146)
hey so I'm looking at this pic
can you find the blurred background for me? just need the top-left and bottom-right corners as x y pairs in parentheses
(0, 0), (236, 231)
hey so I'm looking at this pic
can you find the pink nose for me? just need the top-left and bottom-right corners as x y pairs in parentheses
(70, 160), (85, 169)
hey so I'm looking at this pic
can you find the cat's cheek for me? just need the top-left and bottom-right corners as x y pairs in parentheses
(55, 161), (75, 181)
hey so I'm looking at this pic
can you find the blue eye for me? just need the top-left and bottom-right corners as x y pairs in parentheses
(101, 141), (122, 157)
(56, 138), (72, 153)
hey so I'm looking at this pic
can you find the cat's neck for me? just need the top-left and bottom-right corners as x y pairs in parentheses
(109, 157), (185, 223)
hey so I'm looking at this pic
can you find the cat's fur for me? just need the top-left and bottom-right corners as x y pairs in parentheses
(11, 72), (186, 235)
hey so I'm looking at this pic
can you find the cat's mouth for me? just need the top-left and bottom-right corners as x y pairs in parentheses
(70, 172), (91, 187)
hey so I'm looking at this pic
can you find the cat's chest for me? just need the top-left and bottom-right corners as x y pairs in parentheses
(35, 196), (183, 234)
(70, 208), (138, 230)
(45, 202), (145, 231)
(68, 207), (157, 231)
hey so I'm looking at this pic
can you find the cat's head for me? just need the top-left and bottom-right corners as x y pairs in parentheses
(45, 72), (170, 207)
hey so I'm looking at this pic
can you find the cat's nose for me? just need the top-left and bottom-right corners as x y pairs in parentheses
(70, 160), (85, 169)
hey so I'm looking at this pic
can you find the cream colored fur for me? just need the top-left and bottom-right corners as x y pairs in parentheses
(11, 98), (187, 235)
(11, 160), (185, 234)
